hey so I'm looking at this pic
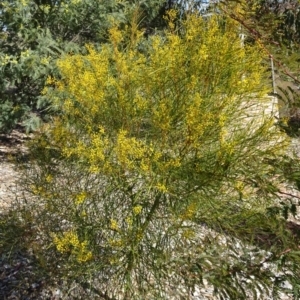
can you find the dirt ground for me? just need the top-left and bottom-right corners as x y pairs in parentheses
(0, 129), (32, 212)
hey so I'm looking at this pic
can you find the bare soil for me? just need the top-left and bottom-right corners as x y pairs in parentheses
(0, 129), (32, 212)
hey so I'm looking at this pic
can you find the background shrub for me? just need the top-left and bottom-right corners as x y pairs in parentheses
(0, 0), (167, 133)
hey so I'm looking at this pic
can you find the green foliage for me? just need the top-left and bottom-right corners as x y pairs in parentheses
(252, 0), (300, 120)
(0, 0), (166, 133)
(0, 26), (60, 133)
(212, 0), (300, 130)
(17, 10), (300, 299)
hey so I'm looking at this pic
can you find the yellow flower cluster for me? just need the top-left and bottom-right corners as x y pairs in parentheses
(47, 11), (280, 174)
(180, 202), (197, 220)
(109, 26), (123, 45)
(20, 50), (30, 58)
(40, 57), (49, 65)
(52, 231), (92, 262)
(30, 184), (51, 198)
(182, 228), (195, 239)
(108, 238), (124, 248)
(40, 5), (50, 14)
(156, 183), (168, 193)
(45, 174), (53, 183)
(0, 54), (17, 66)
(75, 191), (87, 205)
(115, 130), (147, 170)
(163, 9), (177, 31)
(234, 181), (245, 193)
(133, 205), (142, 215)
(110, 219), (119, 231)
(125, 216), (133, 227)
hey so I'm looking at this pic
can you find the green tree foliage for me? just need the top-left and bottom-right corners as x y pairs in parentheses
(20, 11), (300, 299)
(0, 0), (166, 133)
(211, 0), (300, 128)
(257, 0), (300, 133)
(247, 0), (300, 120)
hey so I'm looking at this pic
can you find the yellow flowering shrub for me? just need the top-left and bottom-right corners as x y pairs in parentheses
(22, 10), (296, 300)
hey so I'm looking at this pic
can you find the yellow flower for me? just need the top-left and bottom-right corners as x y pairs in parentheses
(20, 50), (30, 58)
(30, 184), (44, 196)
(41, 57), (49, 65)
(234, 181), (244, 193)
(133, 205), (142, 215)
(45, 76), (55, 85)
(51, 231), (93, 262)
(45, 174), (53, 183)
(110, 219), (119, 231)
(181, 202), (197, 220)
(182, 229), (195, 239)
(156, 183), (168, 193)
(109, 27), (123, 45)
(109, 238), (123, 247)
(126, 216), (133, 227)
(115, 130), (147, 170)
(75, 191), (87, 205)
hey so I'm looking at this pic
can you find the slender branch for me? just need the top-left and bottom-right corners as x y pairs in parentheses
(219, 6), (300, 85)
(270, 55), (276, 94)
(141, 192), (162, 235)
(277, 190), (300, 200)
